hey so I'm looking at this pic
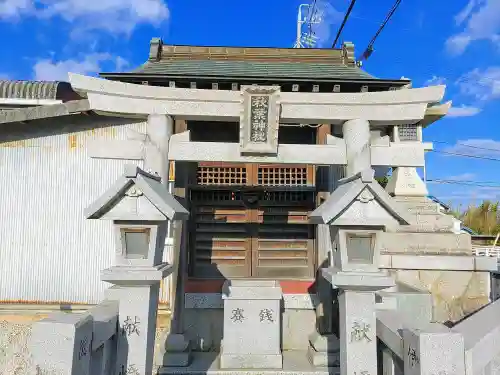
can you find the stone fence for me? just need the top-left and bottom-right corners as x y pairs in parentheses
(31, 299), (119, 375)
(29, 295), (500, 375)
(377, 297), (500, 375)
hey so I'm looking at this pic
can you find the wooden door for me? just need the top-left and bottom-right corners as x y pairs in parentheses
(189, 162), (316, 279)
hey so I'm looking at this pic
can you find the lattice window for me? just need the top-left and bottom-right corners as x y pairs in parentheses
(197, 166), (246, 185)
(258, 166), (309, 186)
(190, 190), (242, 203)
(398, 125), (419, 141)
(261, 191), (312, 203)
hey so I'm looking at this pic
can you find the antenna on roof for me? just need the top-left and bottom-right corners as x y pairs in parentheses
(293, 1), (322, 48)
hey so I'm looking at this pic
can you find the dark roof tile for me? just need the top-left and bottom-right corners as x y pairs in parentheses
(131, 60), (376, 80)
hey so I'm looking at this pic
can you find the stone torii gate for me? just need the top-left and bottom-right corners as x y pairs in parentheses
(68, 73), (450, 369)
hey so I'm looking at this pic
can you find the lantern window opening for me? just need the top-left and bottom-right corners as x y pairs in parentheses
(345, 233), (375, 264)
(121, 227), (152, 259)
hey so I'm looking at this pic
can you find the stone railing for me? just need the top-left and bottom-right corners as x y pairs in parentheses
(30, 299), (119, 375)
(377, 298), (500, 375)
(377, 310), (465, 375)
(474, 245), (500, 258)
(451, 297), (500, 375)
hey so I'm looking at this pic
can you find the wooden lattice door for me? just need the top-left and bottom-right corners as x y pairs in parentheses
(189, 162), (316, 279)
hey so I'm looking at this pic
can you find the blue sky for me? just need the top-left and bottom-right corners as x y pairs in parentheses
(0, 0), (499, 208)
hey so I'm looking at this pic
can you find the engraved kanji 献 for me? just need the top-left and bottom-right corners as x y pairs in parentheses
(407, 346), (420, 367)
(350, 321), (372, 343)
(122, 316), (140, 336)
(230, 308), (245, 323)
(78, 337), (88, 360)
(259, 308), (274, 322)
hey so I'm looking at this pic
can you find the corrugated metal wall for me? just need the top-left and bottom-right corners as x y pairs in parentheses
(0, 117), (175, 305)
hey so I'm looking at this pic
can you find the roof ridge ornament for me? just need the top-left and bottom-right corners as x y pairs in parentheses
(149, 38), (163, 62)
(123, 164), (161, 181)
(342, 42), (356, 67)
(338, 168), (375, 186)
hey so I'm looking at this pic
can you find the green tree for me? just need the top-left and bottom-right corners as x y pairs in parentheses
(375, 176), (389, 188)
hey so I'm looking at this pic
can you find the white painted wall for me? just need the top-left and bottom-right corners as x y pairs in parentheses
(0, 117), (174, 305)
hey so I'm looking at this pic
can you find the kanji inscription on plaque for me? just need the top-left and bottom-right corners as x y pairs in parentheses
(250, 95), (269, 143)
(239, 85), (280, 155)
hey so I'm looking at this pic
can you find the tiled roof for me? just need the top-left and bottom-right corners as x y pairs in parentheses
(131, 59), (376, 81)
(427, 195), (451, 211)
(0, 80), (80, 101)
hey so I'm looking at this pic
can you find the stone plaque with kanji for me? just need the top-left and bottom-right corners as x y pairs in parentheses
(239, 85), (280, 155)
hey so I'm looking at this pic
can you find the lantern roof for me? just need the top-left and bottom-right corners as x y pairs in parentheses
(85, 164), (189, 221)
(309, 169), (410, 227)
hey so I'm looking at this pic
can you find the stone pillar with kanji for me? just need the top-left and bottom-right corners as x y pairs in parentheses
(330, 277), (394, 375)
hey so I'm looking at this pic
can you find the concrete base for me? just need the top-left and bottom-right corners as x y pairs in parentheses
(158, 351), (338, 375)
(306, 346), (340, 367)
(161, 333), (192, 367)
(220, 353), (283, 369)
(163, 352), (192, 367)
(307, 333), (340, 367)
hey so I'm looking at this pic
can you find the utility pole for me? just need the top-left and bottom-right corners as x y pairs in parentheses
(293, 2), (322, 48)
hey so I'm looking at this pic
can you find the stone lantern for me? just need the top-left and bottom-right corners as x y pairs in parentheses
(85, 164), (189, 375)
(309, 169), (410, 375)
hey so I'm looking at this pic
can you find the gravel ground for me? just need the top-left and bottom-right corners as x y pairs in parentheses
(0, 321), (35, 375)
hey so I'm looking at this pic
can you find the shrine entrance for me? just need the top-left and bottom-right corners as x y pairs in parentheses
(188, 162), (316, 279)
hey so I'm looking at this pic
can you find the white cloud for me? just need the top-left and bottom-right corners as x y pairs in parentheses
(424, 76), (483, 117)
(446, 0), (500, 55)
(443, 138), (500, 158)
(447, 105), (482, 117)
(425, 75), (447, 86)
(33, 53), (129, 81)
(456, 66), (500, 101)
(0, 0), (32, 18)
(0, 0), (169, 35)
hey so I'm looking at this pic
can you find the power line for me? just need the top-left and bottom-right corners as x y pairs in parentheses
(428, 179), (500, 188)
(431, 150), (500, 162)
(332, 0), (357, 48)
(359, 0), (403, 61)
(431, 140), (500, 153)
(307, 0), (318, 27)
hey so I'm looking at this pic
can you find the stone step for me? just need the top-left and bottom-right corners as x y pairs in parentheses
(393, 199), (442, 215)
(399, 205), (441, 215)
(397, 225), (454, 233)
(158, 351), (339, 375)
